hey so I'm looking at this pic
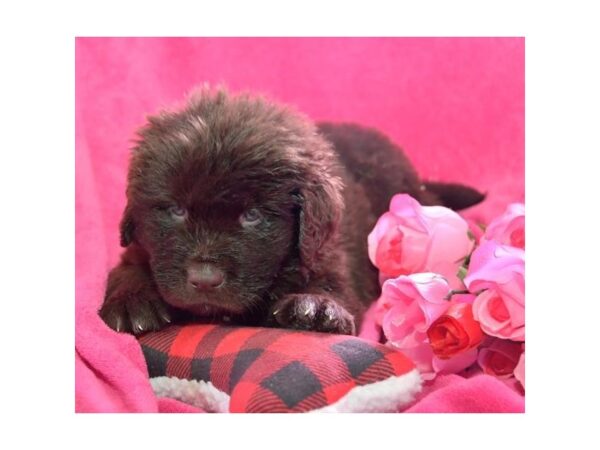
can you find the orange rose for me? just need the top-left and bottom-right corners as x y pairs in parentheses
(427, 302), (484, 359)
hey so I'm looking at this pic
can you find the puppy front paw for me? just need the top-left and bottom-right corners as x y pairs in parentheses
(99, 287), (174, 335)
(269, 294), (356, 335)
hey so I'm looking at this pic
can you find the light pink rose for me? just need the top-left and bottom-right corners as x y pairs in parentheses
(377, 273), (476, 379)
(368, 194), (473, 289)
(378, 273), (450, 378)
(465, 241), (525, 341)
(432, 348), (479, 376)
(395, 339), (479, 381)
(514, 351), (525, 389)
(477, 338), (522, 379)
(482, 203), (525, 249)
(378, 273), (450, 347)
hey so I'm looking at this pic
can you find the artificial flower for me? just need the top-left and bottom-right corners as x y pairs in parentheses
(465, 241), (525, 341)
(482, 203), (525, 249)
(377, 273), (457, 380)
(427, 301), (484, 359)
(477, 338), (522, 379)
(368, 194), (473, 289)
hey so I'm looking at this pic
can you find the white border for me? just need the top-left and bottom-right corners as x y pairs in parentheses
(2, 0), (599, 449)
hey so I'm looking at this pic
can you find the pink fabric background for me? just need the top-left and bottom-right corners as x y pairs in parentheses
(75, 37), (524, 413)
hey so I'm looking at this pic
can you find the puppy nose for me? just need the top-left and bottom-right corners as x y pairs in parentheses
(187, 263), (225, 290)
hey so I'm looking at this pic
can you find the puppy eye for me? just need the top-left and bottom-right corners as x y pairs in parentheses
(239, 208), (263, 227)
(168, 205), (188, 220)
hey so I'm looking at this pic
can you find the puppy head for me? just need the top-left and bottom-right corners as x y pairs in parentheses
(120, 88), (343, 316)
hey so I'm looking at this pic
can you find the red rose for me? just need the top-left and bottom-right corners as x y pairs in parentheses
(427, 302), (484, 359)
(477, 338), (522, 378)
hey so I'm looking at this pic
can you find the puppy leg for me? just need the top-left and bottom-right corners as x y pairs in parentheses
(269, 293), (357, 335)
(99, 261), (175, 335)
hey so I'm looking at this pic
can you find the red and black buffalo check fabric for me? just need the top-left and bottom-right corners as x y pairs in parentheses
(138, 324), (416, 413)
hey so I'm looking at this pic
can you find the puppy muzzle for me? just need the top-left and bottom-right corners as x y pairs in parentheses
(187, 262), (225, 291)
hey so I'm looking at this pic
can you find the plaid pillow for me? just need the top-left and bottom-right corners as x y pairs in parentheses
(138, 324), (421, 413)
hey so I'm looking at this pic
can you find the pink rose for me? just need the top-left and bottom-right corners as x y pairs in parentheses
(432, 348), (479, 376)
(378, 273), (450, 348)
(368, 194), (473, 289)
(465, 241), (525, 341)
(482, 203), (525, 249)
(399, 345), (478, 381)
(477, 338), (522, 379)
(377, 273), (476, 379)
(377, 273), (450, 379)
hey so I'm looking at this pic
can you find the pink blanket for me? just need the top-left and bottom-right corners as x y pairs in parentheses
(75, 37), (524, 413)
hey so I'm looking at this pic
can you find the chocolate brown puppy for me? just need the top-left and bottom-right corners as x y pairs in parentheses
(99, 88), (483, 335)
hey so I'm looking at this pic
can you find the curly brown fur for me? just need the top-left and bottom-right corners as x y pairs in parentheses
(99, 88), (483, 335)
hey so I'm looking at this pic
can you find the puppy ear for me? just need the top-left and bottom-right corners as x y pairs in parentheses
(422, 181), (486, 211)
(297, 178), (344, 269)
(119, 204), (135, 247)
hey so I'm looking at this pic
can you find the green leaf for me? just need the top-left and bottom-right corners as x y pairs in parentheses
(454, 252), (472, 266)
(457, 266), (468, 282)
(463, 252), (471, 267)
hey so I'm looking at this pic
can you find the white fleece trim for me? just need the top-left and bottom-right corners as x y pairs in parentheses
(150, 369), (421, 413)
(150, 376), (230, 413)
(312, 369), (422, 413)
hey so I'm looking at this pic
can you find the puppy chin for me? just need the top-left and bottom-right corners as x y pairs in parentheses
(182, 302), (241, 318)
(162, 289), (248, 317)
